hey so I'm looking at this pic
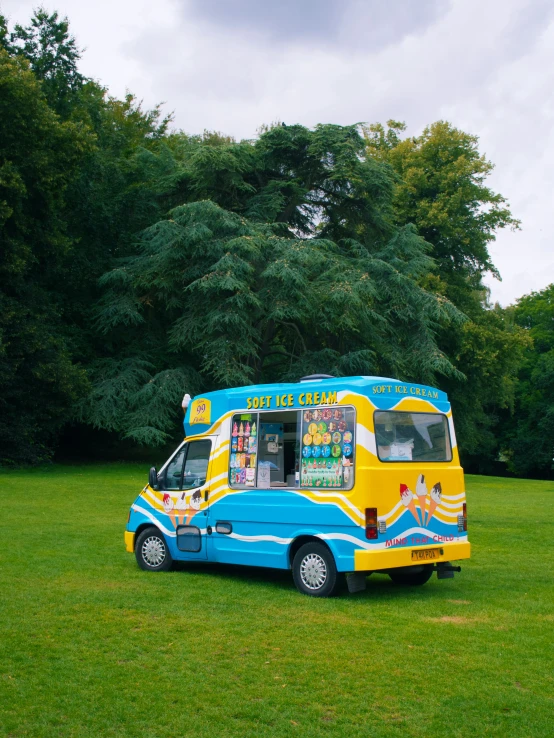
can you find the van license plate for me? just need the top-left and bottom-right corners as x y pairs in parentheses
(411, 548), (441, 562)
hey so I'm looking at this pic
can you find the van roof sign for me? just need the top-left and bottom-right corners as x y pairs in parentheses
(183, 376), (450, 436)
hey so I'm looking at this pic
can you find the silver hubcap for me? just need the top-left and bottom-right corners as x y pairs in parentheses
(300, 553), (327, 590)
(142, 535), (166, 567)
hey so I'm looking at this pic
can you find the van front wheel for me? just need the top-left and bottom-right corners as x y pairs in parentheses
(292, 542), (340, 597)
(135, 526), (173, 572)
(388, 564), (433, 586)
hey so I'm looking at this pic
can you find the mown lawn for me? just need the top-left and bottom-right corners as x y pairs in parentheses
(0, 464), (553, 737)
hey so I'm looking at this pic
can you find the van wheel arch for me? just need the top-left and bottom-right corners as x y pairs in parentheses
(134, 522), (156, 540)
(289, 535), (333, 569)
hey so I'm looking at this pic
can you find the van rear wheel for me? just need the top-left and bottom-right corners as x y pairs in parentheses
(135, 526), (173, 572)
(292, 542), (340, 597)
(388, 564), (433, 586)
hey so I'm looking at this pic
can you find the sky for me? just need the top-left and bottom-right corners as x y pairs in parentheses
(3, 0), (553, 306)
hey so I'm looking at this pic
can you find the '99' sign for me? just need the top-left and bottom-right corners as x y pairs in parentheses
(190, 398), (211, 425)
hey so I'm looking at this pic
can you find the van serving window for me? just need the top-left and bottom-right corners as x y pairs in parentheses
(374, 411), (452, 462)
(229, 411), (300, 488)
(229, 407), (354, 489)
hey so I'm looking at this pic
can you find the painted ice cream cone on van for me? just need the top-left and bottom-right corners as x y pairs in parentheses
(415, 473), (428, 526)
(184, 489), (202, 525)
(399, 484), (420, 525)
(175, 490), (189, 526)
(426, 482), (442, 525)
(163, 492), (177, 528)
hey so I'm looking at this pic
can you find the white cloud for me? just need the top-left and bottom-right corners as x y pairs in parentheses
(2, 0), (553, 305)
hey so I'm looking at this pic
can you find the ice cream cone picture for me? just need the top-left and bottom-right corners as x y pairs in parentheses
(175, 490), (189, 526)
(162, 493), (177, 528)
(415, 473), (428, 526)
(184, 489), (202, 525)
(400, 484), (420, 524)
(426, 482), (442, 525)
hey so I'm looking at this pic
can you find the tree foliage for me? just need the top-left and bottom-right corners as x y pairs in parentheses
(364, 120), (530, 468)
(1, 9), (549, 478)
(500, 285), (554, 478)
(85, 126), (464, 443)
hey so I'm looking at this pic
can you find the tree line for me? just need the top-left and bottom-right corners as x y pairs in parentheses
(1, 9), (552, 478)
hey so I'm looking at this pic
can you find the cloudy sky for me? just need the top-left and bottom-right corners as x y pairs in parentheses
(3, 0), (553, 305)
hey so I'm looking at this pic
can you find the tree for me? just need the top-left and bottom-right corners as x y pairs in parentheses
(0, 49), (92, 463)
(364, 121), (527, 469)
(365, 120), (520, 310)
(8, 7), (84, 116)
(501, 285), (554, 478)
(83, 124), (464, 444)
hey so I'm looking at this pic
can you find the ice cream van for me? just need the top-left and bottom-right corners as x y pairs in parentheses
(124, 375), (470, 596)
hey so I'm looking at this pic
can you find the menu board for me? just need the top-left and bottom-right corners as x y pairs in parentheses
(300, 407), (354, 488)
(230, 415), (257, 486)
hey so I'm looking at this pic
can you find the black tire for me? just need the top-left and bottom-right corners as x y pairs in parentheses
(135, 526), (173, 572)
(388, 564), (433, 586)
(292, 542), (340, 597)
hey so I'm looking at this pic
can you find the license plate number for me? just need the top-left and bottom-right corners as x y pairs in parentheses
(411, 548), (441, 562)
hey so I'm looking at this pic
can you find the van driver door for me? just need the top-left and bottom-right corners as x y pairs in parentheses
(161, 437), (213, 559)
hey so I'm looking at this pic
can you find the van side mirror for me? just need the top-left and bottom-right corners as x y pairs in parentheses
(148, 466), (159, 489)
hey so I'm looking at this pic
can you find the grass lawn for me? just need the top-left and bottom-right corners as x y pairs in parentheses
(0, 464), (553, 737)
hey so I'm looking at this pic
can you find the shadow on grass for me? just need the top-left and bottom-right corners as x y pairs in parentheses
(169, 560), (459, 603)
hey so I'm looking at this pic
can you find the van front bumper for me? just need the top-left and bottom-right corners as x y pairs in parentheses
(124, 530), (135, 553)
(354, 541), (470, 571)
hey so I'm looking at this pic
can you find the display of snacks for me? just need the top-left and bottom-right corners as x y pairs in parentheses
(304, 410), (312, 422)
(322, 432), (331, 445)
(332, 431), (341, 444)
(338, 420), (347, 432)
(317, 421), (327, 433)
(303, 433), (312, 445)
(312, 433), (322, 445)
(343, 431), (352, 443)
(312, 409), (322, 422)
(331, 444), (341, 457)
(322, 445), (331, 457)
(308, 422), (318, 435)
(322, 408), (332, 421)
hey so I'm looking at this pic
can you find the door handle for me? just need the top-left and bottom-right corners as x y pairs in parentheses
(215, 522), (232, 535)
(204, 489), (209, 502)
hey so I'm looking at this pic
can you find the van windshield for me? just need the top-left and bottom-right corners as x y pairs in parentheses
(374, 411), (452, 462)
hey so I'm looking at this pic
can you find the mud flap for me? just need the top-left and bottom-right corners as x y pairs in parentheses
(346, 572), (368, 593)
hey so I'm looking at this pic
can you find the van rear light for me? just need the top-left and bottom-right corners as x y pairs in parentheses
(458, 502), (467, 532)
(365, 508), (378, 539)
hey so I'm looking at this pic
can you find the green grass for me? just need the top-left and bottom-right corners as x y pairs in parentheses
(0, 465), (553, 737)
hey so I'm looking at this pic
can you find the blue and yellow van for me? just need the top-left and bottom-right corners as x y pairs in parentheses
(125, 375), (470, 596)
